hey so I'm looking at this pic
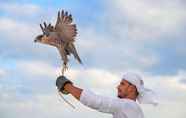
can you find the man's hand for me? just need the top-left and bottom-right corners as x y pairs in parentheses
(56, 75), (73, 95)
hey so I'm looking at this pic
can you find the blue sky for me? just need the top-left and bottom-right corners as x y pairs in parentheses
(0, 0), (186, 118)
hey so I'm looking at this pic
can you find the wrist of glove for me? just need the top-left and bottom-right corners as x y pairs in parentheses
(56, 75), (73, 95)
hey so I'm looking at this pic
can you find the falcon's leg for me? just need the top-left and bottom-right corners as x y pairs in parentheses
(61, 63), (68, 75)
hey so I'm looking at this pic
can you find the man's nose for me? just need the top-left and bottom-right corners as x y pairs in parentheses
(116, 85), (119, 89)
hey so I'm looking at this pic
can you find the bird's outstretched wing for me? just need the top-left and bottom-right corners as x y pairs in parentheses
(55, 10), (77, 43)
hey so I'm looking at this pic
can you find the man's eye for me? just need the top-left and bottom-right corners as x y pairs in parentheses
(121, 82), (124, 85)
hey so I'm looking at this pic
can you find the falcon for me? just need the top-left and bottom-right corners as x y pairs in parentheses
(34, 10), (82, 75)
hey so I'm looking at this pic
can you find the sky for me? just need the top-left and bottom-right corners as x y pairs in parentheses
(0, 0), (186, 118)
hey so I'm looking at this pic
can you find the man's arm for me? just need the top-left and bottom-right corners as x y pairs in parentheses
(64, 83), (121, 114)
(64, 83), (83, 100)
(56, 76), (121, 114)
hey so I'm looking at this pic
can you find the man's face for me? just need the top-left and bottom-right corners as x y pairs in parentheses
(117, 79), (137, 98)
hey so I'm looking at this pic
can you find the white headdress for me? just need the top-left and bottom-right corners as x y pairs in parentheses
(122, 72), (158, 106)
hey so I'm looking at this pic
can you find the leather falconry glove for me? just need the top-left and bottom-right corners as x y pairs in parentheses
(56, 75), (73, 95)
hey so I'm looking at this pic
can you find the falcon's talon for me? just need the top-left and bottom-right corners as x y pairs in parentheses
(61, 63), (68, 75)
(64, 64), (68, 71)
(61, 67), (65, 76)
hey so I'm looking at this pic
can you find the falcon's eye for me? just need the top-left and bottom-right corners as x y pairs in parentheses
(44, 31), (49, 37)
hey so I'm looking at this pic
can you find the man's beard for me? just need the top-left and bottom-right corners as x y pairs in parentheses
(118, 95), (122, 98)
(117, 93), (127, 98)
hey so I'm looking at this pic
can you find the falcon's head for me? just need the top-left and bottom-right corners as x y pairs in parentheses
(34, 22), (57, 46)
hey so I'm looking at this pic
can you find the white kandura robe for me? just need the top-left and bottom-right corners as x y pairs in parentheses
(80, 90), (144, 118)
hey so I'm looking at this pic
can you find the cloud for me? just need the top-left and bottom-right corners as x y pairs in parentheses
(106, 0), (186, 40)
(0, 3), (41, 17)
(66, 68), (119, 91)
(0, 92), (68, 118)
(85, 0), (186, 74)
(141, 70), (186, 105)
(77, 26), (160, 72)
(0, 17), (38, 42)
(0, 90), (109, 118)
(179, 78), (186, 85)
(123, 0), (185, 29)
(16, 60), (58, 79)
(0, 69), (6, 78)
(12, 59), (119, 90)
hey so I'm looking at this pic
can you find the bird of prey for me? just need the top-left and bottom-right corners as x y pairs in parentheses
(34, 10), (82, 75)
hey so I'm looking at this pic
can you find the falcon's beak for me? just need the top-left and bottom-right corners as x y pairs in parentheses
(34, 35), (43, 43)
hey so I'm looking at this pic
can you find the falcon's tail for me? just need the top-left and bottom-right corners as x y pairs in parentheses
(68, 43), (82, 64)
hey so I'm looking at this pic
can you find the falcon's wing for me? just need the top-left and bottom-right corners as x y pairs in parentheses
(40, 22), (55, 35)
(55, 10), (77, 43)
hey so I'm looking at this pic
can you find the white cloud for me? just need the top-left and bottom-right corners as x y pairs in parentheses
(14, 59), (119, 89)
(137, 55), (159, 68)
(67, 68), (119, 89)
(107, 0), (186, 40)
(0, 69), (6, 78)
(15, 60), (58, 79)
(77, 25), (160, 71)
(141, 70), (186, 104)
(0, 3), (41, 16)
(0, 17), (39, 41)
(0, 90), (109, 118)
(114, 0), (185, 29)
(77, 27), (111, 54)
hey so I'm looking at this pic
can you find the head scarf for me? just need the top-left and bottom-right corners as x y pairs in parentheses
(122, 72), (158, 106)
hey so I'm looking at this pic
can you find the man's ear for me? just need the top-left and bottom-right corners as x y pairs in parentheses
(128, 85), (137, 93)
(130, 85), (138, 96)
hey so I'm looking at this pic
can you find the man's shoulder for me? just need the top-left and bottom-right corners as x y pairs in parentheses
(116, 99), (144, 118)
(115, 98), (141, 110)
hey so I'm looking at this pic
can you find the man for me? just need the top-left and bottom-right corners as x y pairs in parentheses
(56, 72), (157, 118)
